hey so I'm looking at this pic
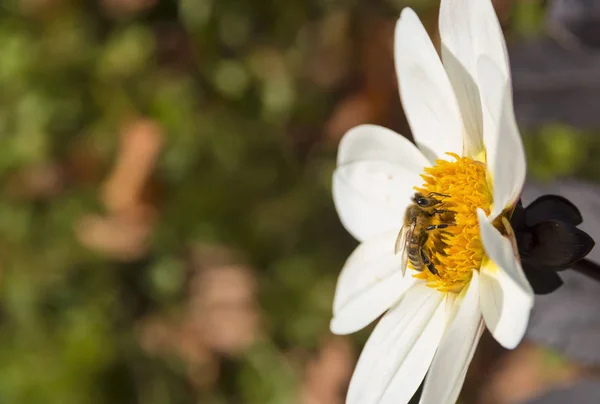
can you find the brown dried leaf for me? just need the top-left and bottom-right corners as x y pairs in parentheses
(300, 336), (354, 404)
(101, 119), (163, 214)
(189, 264), (261, 355)
(74, 206), (156, 261)
(478, 342), (583, 404)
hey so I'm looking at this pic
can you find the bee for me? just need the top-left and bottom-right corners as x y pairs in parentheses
(395, 192), (453, 276)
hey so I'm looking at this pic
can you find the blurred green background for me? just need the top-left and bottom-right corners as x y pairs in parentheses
(0, 0), (596, 403)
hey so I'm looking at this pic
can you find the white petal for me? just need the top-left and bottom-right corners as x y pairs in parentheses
(420, 271), (485, 404)
(478, 55), (526, 219)
(395, 8), (463, 163)
(438, 0), (509, 158)
(346, 284), (448, 404)
(477, 209), (534, 349)
(337, 124), (429, 172)
(331, 231), (419, 335)
(333, 125), (428, 242)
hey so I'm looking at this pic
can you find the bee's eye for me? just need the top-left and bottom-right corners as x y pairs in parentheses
(417, 198), (427, 206)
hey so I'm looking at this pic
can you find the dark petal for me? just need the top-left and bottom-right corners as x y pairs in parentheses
(510, 199), (527, 231)
(521, 180), (600, 264)
(526, 220), (595, 269)
(524, 194), (583, 226)
(522, 262), (564, 295)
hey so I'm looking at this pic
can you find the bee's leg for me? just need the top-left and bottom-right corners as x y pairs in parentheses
(420, 248), (439, 276)
(429, 209), (451, 216)
(425, 223), (456, 231)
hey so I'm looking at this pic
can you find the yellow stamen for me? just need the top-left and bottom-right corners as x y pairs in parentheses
(414, 153), (492, 293)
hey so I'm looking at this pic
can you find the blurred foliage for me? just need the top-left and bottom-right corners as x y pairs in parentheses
(512, 0), (545, 37)
(0, 0), (595, 403)
(524, 126), (600, 183)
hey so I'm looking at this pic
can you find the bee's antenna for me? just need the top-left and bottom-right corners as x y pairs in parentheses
(428, 192), (450, 199)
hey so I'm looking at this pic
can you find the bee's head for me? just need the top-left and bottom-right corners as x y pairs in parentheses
(412, 192), (442, 208)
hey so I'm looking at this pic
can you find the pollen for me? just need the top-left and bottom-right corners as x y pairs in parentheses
(413, 153), (492, 293)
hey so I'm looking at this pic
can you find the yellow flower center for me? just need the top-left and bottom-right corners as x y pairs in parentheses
(413, 153), (492, 293)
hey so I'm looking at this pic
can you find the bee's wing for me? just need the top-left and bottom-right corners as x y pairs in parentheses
(394, 223), (413, 276)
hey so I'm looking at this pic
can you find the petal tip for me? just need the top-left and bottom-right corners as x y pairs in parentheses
(399, 6), (417, 21)
(476, 208), (488, 223)
(329, 316), (353, 336)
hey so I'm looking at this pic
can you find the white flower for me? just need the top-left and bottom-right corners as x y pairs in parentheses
(330, 1), (534, 403)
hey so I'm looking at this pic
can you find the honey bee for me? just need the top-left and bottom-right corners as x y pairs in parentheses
(395, 192), (453, 276)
